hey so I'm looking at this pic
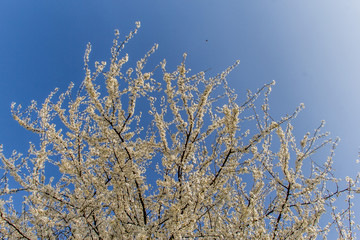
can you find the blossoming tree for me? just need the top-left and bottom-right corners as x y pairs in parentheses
(0, 22), (358, 239)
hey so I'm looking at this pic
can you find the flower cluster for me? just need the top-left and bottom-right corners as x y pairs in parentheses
(0, 22), (358, 239)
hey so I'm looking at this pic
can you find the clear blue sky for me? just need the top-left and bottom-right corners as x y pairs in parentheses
(1, 0), (360, 230)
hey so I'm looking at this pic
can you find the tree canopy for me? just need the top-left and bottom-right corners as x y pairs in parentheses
(0, 23), (359, 239)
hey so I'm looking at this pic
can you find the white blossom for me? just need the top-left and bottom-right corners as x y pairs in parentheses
(0, 23), (358, 239)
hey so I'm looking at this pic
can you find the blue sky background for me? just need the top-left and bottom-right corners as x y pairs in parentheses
(1, 0), (360, 232)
